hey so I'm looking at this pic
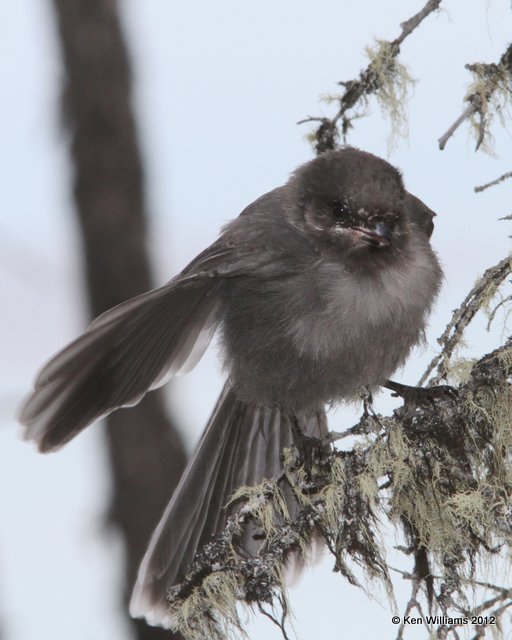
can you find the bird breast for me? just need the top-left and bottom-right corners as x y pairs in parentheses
(221, 234), (441, 411)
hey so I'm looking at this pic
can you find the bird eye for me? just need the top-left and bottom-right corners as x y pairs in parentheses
(331, 200), (350, 220)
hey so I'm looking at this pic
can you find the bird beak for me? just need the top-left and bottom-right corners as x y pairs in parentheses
(350, 221), (392, 248)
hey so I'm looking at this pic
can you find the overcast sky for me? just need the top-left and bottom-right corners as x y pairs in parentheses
(1, 1), (511, 639)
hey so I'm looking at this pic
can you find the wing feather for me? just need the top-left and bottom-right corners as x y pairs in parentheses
(20, 208), (309, 452)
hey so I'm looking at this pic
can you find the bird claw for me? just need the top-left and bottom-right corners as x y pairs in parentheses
(384, 380), (458, 406)
(290, 417), (327, 480)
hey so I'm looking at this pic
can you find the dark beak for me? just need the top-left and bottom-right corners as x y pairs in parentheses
(350, 221), (392, 248)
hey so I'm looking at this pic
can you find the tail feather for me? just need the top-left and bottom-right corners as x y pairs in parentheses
(19, 278), (219, 452)
(129, 383), (327, 628)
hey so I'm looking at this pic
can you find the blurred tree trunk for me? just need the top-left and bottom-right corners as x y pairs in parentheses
(51, 0), (186, 638)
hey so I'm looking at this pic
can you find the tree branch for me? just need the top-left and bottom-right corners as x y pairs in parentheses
(163, 331), (512, 639)
(438, 42), (512, 151)
(298, 0), (442, 153)
(419, 254), (512, 386)
(51, 1), (187, 638)
(474, 170), (512, 193)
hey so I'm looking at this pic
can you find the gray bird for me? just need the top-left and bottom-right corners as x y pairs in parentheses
(19, 147), (442, 627)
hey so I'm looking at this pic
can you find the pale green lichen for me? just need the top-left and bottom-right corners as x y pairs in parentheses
(167, 340), (512, 640)
(319, 92), (344, 105)
(465, 61), (512, 154)
(364, 387), (512, 570)
(365, 39), (416, 153)
(445, 356), (478, 385)
(497, 345), (512, 371)
(315, 456), (348, 533)
(169, 572), (247, 640)
(229, 479), (290, 540)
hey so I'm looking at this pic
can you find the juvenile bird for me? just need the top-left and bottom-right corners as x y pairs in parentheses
(20, 147), (442, 627)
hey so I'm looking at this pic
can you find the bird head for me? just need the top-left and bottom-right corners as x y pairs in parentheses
(289, 147), (436, 259)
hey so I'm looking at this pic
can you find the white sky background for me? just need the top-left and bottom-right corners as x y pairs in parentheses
(1, 1), (511, 639)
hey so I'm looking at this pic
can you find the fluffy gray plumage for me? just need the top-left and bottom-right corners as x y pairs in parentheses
(19, 147), (442, 628)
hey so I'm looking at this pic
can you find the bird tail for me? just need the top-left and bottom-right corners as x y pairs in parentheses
(129, 382), (327, 628)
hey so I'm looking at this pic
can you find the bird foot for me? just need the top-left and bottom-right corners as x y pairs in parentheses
(384, 380), (458, 406)
(290, 417), (327, 480)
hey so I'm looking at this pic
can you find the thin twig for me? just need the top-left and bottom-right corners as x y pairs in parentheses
(325, 427), (360, 442)
(257, 602), (292, 640)
(395, 0), (442, 45)
(419, 255), (512, 385)
(486, 294), (512, 331)
(298, 0), (442, 152)
(475, 171), (512, 193)
(438, 103), (476, 150)
(438, 42), (512, 151)
(395, 579), (432, 640)
(332, 0), (441, 130)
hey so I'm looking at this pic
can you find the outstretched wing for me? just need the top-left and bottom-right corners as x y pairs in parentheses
(20, 273), (219, 452)
(20, 192), (310, 452)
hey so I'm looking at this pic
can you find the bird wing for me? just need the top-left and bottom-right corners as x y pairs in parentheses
(19, 208), (310, 452)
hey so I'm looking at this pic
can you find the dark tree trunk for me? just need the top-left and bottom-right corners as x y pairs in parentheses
(51, 1), (186, 637)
